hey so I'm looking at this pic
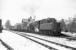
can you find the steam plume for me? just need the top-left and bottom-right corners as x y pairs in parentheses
(23, 0), (42, 18)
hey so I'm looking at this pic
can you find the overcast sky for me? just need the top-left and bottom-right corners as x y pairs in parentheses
(1, 0), (76, 25)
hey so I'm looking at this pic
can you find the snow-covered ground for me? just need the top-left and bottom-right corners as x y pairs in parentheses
(1, 30), (76, 50)
(15, 31), (76, 48)
(0, 41), (7, 50)
(0, 30), (49, 50)
(61, 32), (76, 37)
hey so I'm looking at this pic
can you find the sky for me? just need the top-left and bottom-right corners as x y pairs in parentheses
(1, 0), (76, 25)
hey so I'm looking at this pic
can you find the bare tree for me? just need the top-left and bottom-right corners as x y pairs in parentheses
(5, 20), (11, 29)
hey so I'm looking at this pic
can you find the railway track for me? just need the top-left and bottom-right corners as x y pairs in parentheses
(15, 33), (58, 50)
(24, 35), (57, 50)
(19, 33), (76, 49)
(11, 31), (76, 50)
(11, 30), (76, 41)
(0, 39), (14, 50)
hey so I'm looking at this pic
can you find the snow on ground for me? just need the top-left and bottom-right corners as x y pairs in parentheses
(0, 30), (49, 50)
(61, 32), (76, 37)
(10, 31), (73, 50)
(0, 42), (7, 50)
(17, 31), (76, 48)
(25, 35), (71, 50)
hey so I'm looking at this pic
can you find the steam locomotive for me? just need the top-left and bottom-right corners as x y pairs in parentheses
(27, 18), (61, 35)
(10, 18), (61, 36)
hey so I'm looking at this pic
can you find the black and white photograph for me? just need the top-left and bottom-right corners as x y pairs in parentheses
(0, 0), (76, 50)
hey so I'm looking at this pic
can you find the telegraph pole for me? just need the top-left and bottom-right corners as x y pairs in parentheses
(0, 19), (3, 33)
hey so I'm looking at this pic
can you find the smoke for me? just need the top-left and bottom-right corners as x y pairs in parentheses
(22, 0), (42, 17)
